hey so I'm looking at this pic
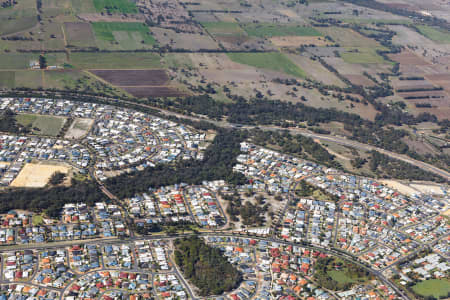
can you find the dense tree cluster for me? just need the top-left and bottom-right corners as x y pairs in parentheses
(174, 236), (243, 296)
(0, 179), (107, 217)
(0, 109), (30, 134)
(106, 129), (248, 199)
(369, 151), (445, 182)
(314, 257), (371, 291)
(48, 171), (67, 186)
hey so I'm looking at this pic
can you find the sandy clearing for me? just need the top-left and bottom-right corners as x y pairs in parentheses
(380, 180), (419, 196)
(65, 118), (94, 139)
(410, 183), (447, 195)
(278, 9), (298, 18)
(11, 163), (70, 188)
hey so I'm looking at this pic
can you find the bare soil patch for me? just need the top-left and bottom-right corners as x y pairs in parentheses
(388, 50), (430, 65)
(77, 13), (144, 22)
(65, 118), (94, 139)
(89, 69), (169, 86)
(64, 22), (97, 48)
(11, 163), (70, 188)
(344, 74), (376, 87)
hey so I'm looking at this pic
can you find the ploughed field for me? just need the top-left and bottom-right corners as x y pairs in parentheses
(89, 69), (184, 97)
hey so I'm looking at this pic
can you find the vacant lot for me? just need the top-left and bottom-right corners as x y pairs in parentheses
(65, 118), (94, 139)
(64, 22), (97, 48)
(69, 52), (162, 69)
(227, 52), (306, 78)
(89, 69), (169, 86)
(16, 114), (67, 136)
(415, 25), (450, 44)
(93, 0), (138, 13)
(11, 163), (70, 188)
(412, 279), (450, 298)
(243, 24), (321, 38)
(92, 22), (156, 50)
(122, 86), (186, 98)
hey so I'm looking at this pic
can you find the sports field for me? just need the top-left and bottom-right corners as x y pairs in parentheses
(11, 163), (70, 188)
(16, 114), (67, 136)
(227, 52), (306, 78)
(412, 279), (450, 298)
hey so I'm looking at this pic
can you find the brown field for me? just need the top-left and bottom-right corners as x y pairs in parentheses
(64, 22), (97, 48)
(388, 50), (430, 65)
(270, 36), (329, 47)
(11, 163), (70, 188)
(122, 86), (186, 98)
(398, 90), (447, 98)
(344, 74), (376, 87)
(89, 69), (169, 86)
(77, 13), (144, 23)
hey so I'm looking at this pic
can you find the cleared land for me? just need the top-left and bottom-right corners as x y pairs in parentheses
(16, 114), (66, 136)
(227, 52), (306, 78)
(64, 22), (97, 48)
(412, 279), (450, 298)
(11, 163), (70, 188)
(65, 118), (94, 139)
(89, 69), (169, 86)
(317, 27), (382, 48)
(69, 52), (162, 69)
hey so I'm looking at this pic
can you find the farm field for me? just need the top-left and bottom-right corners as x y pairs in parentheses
(93, 0), (138, 14)
(89, 69), (169, 86)
(286, 54), (345, 86)
(415, 25), (450, 44)
(270, 36), (329, 47)
(227, 52), (306, 78)
(341, 48), (390, 64)
(0, 71), (15, 88)
(317, 27), (383, 48)
(151, 27), (219, 51)
(64, 22), (97, 48)
(0, 0), (38, 36)
(412, 279), (450, 298)
(92, 22), (156, 50)
(10, 163), (70, 188)
(14, 71), (43, 89)
(201, 22), (246, 37)
(69, 52), (162, 69)
(16, 114), (67, 136)
(0, 53), (38, 69)
(242, 23), (321, 38)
